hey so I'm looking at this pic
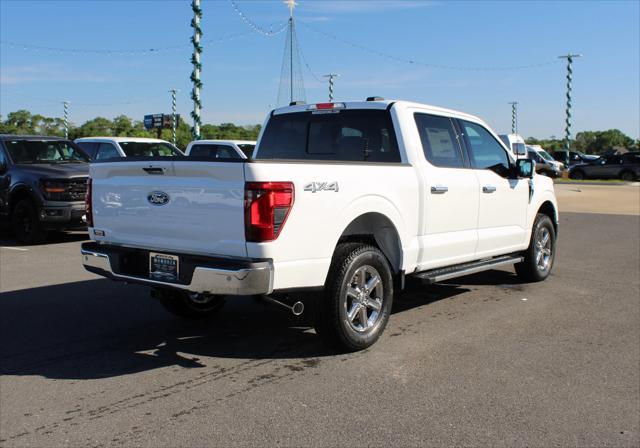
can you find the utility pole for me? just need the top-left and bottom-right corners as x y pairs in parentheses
(190, 0), (203, 140)
(508, 101), (518, 134)
(286, 0), (297, 103)
(323, 74), (340, 102)
(169, 89), (179, 146)
(63, 101), (70, 139)
(559, 53), (581, 165)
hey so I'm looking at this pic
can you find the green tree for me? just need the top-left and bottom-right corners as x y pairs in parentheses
(112, 115), (134, 136)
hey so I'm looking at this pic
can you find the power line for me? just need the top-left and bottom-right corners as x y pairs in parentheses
(0, 30), (259, 56)
(227, 0), (288, 37)
(297, 34), (324, 84)
(299, 22), (561, 72)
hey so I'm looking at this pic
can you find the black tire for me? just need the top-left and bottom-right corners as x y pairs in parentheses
(570, 170), (585, 180)
(515, 214), (556, 282)
(11, 199), (48, 244)
(154, 288), (225, 319)
(314, 243), (394, 352)
(620, 171), (635, 182)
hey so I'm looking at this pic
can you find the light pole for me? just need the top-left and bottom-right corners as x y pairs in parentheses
(63, 101), (70, 139)
(323, 73), (340, 102)
(169, 89), (179, 146)
(559, 53), (581, 164)
(508, 101), (518, 134)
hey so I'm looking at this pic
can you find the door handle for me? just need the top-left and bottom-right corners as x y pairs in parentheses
(482, 185), (496, 193)
(430, 185), (448, 194)
(143, 167), (166, 175)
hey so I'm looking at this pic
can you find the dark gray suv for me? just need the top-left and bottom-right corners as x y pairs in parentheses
(0, 135), (90, 244)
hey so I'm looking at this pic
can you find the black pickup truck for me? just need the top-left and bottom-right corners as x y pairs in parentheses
(0, 135), (90, 244)
(569, 152), (640, 181)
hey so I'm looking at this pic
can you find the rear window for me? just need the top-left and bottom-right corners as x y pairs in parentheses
(256, 110), (400, 163)
(5, 140), (89, 164)
(119, 142), (181, 157)
(189, 144), (241, 159)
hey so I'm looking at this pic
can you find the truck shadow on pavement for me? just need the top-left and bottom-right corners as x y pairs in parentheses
(0, 270), (519, 380)
(0, 231), (89, 247)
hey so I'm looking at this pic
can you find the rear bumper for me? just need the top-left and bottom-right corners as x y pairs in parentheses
(81, 242), (273, 295)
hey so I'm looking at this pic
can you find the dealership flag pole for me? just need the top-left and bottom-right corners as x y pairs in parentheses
(508, 101), (518, 135)
(559, 53), (581, 164)
(190, 0), (203, 140)
(169, 89), (179, 146)
(323, 73), (340, 102)
(63, 101), (70, 139)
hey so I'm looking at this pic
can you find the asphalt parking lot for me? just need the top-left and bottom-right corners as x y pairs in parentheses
(1, 191), (639, 446)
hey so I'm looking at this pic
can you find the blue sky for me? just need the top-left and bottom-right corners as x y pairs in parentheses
(1, 0), (638, 139)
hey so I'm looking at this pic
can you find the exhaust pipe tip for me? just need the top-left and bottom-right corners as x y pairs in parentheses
(291, 301), (304, 316)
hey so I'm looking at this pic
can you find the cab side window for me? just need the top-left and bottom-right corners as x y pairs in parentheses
(190, 144), (241, 159)
(76, 141), (98, 158)
(95, 143), (120, 160)
(414, 113), (465, 168)
(461, 120), (510, 176)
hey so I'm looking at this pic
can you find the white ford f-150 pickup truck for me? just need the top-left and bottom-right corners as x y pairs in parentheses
(81, 99), (558, 351)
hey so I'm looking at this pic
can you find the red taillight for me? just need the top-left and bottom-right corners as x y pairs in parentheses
(85, 178), (93, 227)
(244, 182), (294, 242)
(316, 102), (335, 110)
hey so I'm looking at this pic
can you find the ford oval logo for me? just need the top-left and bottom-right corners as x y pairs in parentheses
(148, 191), (170, 206)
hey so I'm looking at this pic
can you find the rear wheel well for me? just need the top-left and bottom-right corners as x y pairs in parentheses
(537, 201), (557, 233)
(335, 213), (402, 274)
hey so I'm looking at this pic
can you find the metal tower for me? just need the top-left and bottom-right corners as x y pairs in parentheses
(277, 0), (306, 106)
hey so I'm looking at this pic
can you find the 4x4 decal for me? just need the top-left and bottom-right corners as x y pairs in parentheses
(303, 182), (339, 193)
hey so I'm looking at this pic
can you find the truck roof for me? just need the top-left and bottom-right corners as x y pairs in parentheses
(188, 140), (256, 146)
(272, 99), (483, 123)
(75, 137), (172, 143)
(0, 134), (66, 141)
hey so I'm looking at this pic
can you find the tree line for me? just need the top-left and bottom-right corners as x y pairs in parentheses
(1, 109), (638, 155)
(0, 110), (261, 150)
(526, 129), (638, 155)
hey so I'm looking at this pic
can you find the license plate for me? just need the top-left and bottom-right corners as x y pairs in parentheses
(149, 252), (179, 282)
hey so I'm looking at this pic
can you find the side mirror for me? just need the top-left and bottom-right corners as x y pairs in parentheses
(0, 161), (7, 174)
(516, 159), (534, 178)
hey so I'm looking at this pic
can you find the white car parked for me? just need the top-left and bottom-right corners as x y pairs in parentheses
(75, 137), (183, 160)
(82, 99), (558, 351)
(184, 140), (256, 159)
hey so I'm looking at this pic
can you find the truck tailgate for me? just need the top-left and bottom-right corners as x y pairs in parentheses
(90, 160), (247, 257)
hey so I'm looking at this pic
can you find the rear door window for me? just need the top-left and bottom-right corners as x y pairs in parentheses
(257, 109), (400, 163)
(414, 113), (465, 168)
